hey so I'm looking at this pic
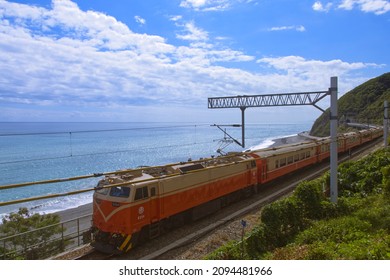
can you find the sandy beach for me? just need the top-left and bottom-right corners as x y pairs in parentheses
(56, 202), (93, 222)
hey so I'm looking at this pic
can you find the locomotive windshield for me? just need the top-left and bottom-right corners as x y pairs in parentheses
(95, 181), (109, 195)
(109, 186), (131, 198)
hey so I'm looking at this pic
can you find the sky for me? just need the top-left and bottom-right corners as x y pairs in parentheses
(0, 0), (389, 124)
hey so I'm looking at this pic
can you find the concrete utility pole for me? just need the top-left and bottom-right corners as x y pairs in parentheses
(385, 100), (389, 148)
(329, 77), (338, 204)
(240, 107), (246, 148)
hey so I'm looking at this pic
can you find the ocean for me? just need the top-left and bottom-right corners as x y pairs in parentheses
(0, 122), (311, 217)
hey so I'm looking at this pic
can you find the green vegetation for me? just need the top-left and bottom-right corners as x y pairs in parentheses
(310, 72), (390, 137)
(0, 208), (69, 259)
(206, 148), (390, 260)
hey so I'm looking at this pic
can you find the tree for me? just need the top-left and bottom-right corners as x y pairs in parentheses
(0, 208), (69, 259)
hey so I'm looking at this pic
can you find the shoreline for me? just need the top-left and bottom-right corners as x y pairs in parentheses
(269, 134), (309, 148)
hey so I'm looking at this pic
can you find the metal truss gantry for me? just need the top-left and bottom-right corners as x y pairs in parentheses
(208, 90), (330, 149)
(208, 77), (339, 203)
(208, 91), (329, 112)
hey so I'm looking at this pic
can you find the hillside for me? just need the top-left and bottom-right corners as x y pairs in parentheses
(310, 72), (390, 137)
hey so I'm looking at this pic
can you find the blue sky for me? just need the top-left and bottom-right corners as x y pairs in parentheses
(0, 0), (389, 124)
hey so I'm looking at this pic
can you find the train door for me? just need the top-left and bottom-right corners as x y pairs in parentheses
(245, 160), (257, 185)
(262, 162), (267, 182)
(149, 185), (159, 223)
(132, 186), (150, 232)
(256, 158), (267, 183)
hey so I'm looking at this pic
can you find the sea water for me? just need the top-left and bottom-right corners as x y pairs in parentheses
(0, 122), (311, 217)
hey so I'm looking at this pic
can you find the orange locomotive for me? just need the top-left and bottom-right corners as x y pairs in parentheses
(90, 127), (383, 253)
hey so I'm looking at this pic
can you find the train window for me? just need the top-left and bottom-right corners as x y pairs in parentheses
(306, 151), (310, 158)
(151, 187), (156, 197)
(251, 160), (256, 168)
(280, 158), (286, 167)
(109, 186), (130, 198)
(96, 188), (109, 195)
(287, 156), (293, 164)
(135, 186), (149, 201)
(294, 154), (299, 162)
(275, 160), (279, 169)
(95, 181), (109, 195)
(300, 152), (305, 160)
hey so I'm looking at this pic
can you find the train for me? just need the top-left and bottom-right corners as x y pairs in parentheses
(90, 126), (383, 254)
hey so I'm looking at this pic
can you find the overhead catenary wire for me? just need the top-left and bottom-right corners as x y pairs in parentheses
(0, 151), (250, 191)
(0, 124), (211, 165)
(0, 126), (382, 208)
(0, 124), (210, 137)
(0, 139), (213, 165)
(0, 122), (355, 208)
(0, 156), (255, 207)
(0, 137), (325, 194)
(2, 129), (344, 191)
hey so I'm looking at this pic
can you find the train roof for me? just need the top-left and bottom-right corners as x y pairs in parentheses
(249, 141), (317, 159)
(102, 153), (251, 186)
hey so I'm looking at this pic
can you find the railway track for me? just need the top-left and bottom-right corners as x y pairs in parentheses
(71, 138), (383, 260)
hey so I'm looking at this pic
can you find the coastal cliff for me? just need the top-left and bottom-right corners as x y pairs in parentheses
(310, 72), (390, 137)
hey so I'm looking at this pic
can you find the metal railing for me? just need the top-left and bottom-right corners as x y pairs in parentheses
(0, 214), (92, 260)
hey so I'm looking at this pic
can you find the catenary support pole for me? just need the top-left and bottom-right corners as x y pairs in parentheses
(385, 101), (389, 148)
(240, 107), (246, 148)
(330, 77), (338, 203)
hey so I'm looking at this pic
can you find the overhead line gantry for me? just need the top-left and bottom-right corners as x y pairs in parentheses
(208, 91), (329, 111)
(208, 77), (339, 203)
(208, 90), (330, 148)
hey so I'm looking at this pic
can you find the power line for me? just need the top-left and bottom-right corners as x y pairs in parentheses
(0, 124), (212, 165)
(0, 139), (213, 165)
(0, 124), (209, 137)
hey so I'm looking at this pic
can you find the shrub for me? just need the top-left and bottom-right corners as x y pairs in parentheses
(260, 197), (304, 247)
(0, 208), (69, 260)
(383, 166), (390, 199)
(294, 180), (325, 220)
(245, 225), (269, 258)
(204, 240), (242, 260)
(338, 149), (390, 196)
(295, 216), (372, 245)
(304, 232), (390, 260)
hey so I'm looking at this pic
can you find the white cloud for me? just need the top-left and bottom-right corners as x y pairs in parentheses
(312, 0), (390, 15)
(134, 15), (146, 25)
(180, 0), (207, 9)
(268, 25), (306, 32)
(339, 0), (390, 15)
(0, 0), (255, 110)
(256, 55), (383, 95)
(0, 0), (383, 123)
(176, 21), (209, 41)
(169, 15), (183, 22)
(179, 0), (254, 12)
(180, 0), (230, 11)
(258, 55), (366, 72)
(312, 1), (333, 12)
